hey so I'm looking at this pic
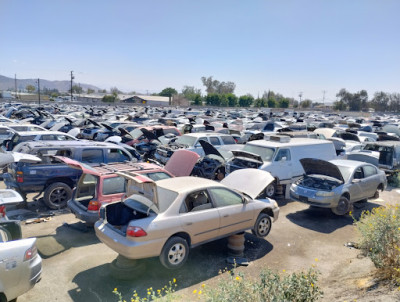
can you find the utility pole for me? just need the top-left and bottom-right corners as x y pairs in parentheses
(37, 78), (41, 105)
(14, 74), (17, 99)
(70, 71), (74, 102)
(322, 90), (326, 106)
(299, 92), (303, 105)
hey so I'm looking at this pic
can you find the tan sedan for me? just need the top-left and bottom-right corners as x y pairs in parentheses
(95, 169), (280, 269)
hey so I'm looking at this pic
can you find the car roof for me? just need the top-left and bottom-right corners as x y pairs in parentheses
(330, 159), (369, 168)
(14, 140), (121, 148)
(183, 132), (232, 138)
(12, 130), (70, 136)
(365, 141), (400, 147)
(93, 162), (168, 176)
(247, 137), (331, 148)
(156, 176), (224, 193)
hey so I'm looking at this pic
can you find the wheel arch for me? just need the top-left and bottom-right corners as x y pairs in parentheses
(341, 192), (350, 200)
(166, 232), (191, 248)
(45, 177), (74, 188)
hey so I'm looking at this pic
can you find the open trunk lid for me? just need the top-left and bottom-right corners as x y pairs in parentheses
(221, 168), (274, 199)
(0, 189), (24, 206)
(300, 158), (344, 182)
(164, 149), (200, 177)
(116, 172), (159, 213)
(0, 152), (41, 167)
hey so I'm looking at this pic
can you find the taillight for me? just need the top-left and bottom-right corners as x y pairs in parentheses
(87, 201), (100, 211)
(16, 171), (23, 183)
(126, 226), (147, 237)
(24, 244), (38, 261)
(0, 205), (5, 218)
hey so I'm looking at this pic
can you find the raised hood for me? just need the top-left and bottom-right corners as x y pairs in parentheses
(221, 168), (274, 199)
(231, 150), (263, 163)
(300, 158), (344, 182)
(0, 189), (24, 206)
(199, 140), (224, 158)
(164, 149), (200, 177)
(0, 152), (41, 167)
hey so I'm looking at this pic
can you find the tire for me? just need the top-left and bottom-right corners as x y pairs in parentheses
(373, 189), (380, 199)
(265, 182), (276, 198)
(0, 226), (11, 242)
(331, 196), (351, 215)
(252, 213), (272, 238)
(159, 236), (189, 269)
(43, 182), (72, 209)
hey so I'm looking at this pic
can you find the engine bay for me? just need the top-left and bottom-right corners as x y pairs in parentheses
(297, 176), (341, 191)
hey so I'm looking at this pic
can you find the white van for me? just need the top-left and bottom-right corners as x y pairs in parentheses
(226, 135), (337, 198)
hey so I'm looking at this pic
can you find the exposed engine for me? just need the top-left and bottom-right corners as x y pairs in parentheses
(230, 158), (262, 169)
(297, 176), (340, 191)
(192, 155), (225, 180)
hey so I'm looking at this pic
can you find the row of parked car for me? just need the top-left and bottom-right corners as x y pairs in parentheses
(0, 102), (396, 301)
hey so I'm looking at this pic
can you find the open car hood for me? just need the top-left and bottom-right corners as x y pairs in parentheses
(164, 149), (200, 177)
(0, 152), (41, 167)
(140, 128), (159, 141)
(300, 158), (344, 182)
(0, 189), (24, 206)
(199, 140), (224, 159)
(221, 168), (274, 200)
(231, 150), (263, 163)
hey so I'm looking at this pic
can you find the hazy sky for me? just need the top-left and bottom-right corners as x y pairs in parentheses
(1, 0), (399, 102)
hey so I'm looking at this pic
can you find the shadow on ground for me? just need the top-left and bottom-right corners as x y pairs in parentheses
(36, 222), (99, 259)
(286, 201), (382, 234)
(68, 233), (273, 301)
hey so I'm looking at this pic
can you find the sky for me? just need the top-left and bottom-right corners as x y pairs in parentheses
(1, 0), (399, 103)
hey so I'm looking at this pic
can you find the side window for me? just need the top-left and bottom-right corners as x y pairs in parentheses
(221, 136), (236, 145)
(184, 190), (213, 212)
(209, 188), (243, 207)
(82, 149), (104, 164)
(363, 165), (377, 178)
(107, 148), (131, 163)
(209, 137), (221, 145)
(353, 167), (364, 179)
(40, 135), (56, 140)
(103, 176), (126, 195)
(274, 149), (291, 161)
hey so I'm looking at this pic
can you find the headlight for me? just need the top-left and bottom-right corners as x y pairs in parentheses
(315, 191), (334, 197)
(290, 184), (297, 190)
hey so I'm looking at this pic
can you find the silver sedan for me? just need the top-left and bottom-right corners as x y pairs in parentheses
(290, 159), (387, 215)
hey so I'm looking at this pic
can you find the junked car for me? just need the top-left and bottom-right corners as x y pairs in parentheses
(95, 168), (279, 269)
(290, 158), (387, 215)
(57, 149), (200, 225)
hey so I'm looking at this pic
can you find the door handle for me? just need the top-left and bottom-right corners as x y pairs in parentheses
(186, 222), (193, 226)
(223, 214), (229, 218)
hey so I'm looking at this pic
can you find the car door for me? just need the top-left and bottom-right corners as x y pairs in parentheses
(208, 187), (254, 236)
(268, 148), (292, 182)
(349, 166), (371, 201)
(179, 190), (220, 245)
(361, 165), (380, 197)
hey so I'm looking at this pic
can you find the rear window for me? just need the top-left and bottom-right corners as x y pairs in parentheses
(144, 172), (171, 181)
(76, 174), (98, 199)
(103, 176), (126, 195)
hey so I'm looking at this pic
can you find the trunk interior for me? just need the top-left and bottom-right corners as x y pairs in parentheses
(298, 176), (341, 191)
(105, 202), (148, 234)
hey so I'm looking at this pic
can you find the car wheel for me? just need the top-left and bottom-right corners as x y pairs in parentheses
(373, 189), (380, 199)
(159, 236), (189, 269)
(331, 196), (351, 215)
(265, 182), (276, 198)
(43, 182), (72, 209)
(252, 213), (272, 238)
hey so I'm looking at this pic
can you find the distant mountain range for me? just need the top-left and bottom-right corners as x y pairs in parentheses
(0, 75), (101, 93)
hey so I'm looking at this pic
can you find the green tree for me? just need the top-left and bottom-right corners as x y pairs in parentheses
(26, 84), (36, 93)
(110, 87), (121, 97)
(204, 93), (221, 106)
(182, 86), (201, 102)
(333, 100), (347, 111)
(72, 85), (83, 94)
(220, 94), (229, 107)
(98, 89), (107, 93)
(226, 93), (238, 107)
(254, 98), (266, 107)
(389, 93), (400, 112)
(371, 91), (390, 112)
(300, 99), (312, 108)
(267, 98), (277, 108)
(159, 87), (178, 97)
(102, 95), (117, 103)
(87, 88), (95, 94)
(192, 94), (203, 106)
(238, 95), (254, 107)
(278, 98), (290, 108)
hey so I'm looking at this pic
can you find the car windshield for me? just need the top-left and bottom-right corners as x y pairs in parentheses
(243, 144), (275, 161)
(336, 165), (353, 182)
(175, 135), (197, 146)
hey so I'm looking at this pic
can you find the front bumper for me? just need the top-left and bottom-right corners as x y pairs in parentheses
(68, 199), (98, 224)
(289, 187), (339, 208)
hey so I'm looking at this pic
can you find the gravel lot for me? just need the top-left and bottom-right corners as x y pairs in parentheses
(7, 183), (400, 302)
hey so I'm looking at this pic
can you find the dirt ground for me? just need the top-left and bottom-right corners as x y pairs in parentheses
(8, 185), (400, 302)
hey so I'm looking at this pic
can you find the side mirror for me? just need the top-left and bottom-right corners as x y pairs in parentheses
(281, 157), (287, 162)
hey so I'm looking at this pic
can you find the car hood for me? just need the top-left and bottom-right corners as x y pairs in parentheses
(231, 150), (263, 163)
(0, 152), (41, 167)
(221, 168), (274, 199)
(299, 158), (344, 182)
(199, 140), (224, 159)
(164, 149), (200, 177)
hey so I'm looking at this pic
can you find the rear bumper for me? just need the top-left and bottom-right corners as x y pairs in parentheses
(68, 199), (98, 224)
(94, 221), (164, 259)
